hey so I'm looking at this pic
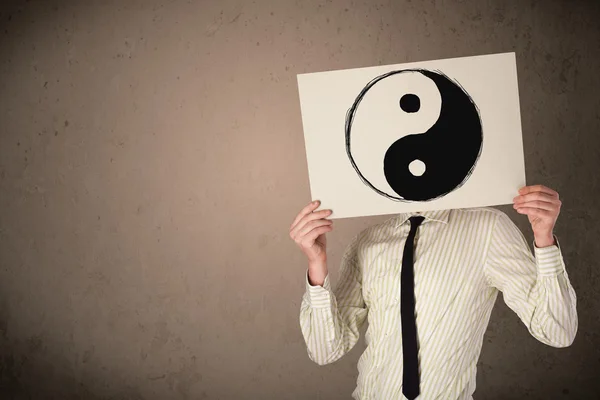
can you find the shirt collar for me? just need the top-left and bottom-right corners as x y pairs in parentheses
(393, 209), (451, 228)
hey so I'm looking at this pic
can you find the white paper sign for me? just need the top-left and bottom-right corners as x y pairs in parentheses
(297, 52), (526, 219)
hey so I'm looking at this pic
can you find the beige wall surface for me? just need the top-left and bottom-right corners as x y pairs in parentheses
(1, 0), (599, 399)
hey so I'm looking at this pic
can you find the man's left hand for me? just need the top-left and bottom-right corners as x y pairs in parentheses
(513, 184), (561, 248)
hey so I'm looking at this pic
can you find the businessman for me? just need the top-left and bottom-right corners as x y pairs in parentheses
(289, 185), (577, 400)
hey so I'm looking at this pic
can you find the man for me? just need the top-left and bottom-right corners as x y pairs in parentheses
(289, 185), (577, 400)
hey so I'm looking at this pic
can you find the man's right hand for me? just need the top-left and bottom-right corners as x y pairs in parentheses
(289, 201), (333, 285)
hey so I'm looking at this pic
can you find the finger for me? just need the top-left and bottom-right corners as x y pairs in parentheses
(519, 185), (559, 199)
(291, 213), (331, 240)
(290, 209), (332, 238)
(513, 192), (560, 205)
(515, 207), (553, 218)
(302, 225), (333, 246)
(297, 219), (333, 241)
(514, 200), (557, 212)
(290, 200), (321, 231)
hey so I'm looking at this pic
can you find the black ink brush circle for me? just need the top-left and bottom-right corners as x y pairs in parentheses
(345, 69), (483, 202)
(400, 94), (420, 113)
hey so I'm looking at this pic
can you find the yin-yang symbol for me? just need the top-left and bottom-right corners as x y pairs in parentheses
(345, 69), (483, 202)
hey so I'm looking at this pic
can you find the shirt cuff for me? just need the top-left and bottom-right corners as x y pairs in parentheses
(533, 235), (566, 277)
(305, 269), (332, 309)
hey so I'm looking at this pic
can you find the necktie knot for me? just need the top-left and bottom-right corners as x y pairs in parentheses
(409, 215), (425, 230)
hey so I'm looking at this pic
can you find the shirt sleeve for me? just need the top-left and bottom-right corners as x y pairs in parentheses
(483, 211), (578, 347)
(298, 234), (369, 365)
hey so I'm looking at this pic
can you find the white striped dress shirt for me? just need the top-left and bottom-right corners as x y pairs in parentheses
(299, 207), (577, 400)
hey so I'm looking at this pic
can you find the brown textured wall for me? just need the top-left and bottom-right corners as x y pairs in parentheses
(1, 0), (599, 399)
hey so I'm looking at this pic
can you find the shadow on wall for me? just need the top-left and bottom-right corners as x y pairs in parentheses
(0, 298), (141, 400)
(0, 297), (209, 400)
(0, 341), (142, 400)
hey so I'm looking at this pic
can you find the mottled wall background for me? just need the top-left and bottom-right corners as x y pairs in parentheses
(1, 0), (599, 399)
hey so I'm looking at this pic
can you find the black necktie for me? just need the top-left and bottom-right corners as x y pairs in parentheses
(402, 215), (425, 400)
